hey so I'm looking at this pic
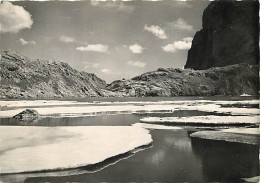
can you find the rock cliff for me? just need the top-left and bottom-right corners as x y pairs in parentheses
(0, 51), (114, 98)
(185, 1), (259, 69)
(107, 64), (258, 97)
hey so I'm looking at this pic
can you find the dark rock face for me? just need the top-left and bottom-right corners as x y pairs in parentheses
(107, 64), (259, 97)
(185, 1), (259, 70)
(0, 51), (114, 99)
(13, 109), (39, 122)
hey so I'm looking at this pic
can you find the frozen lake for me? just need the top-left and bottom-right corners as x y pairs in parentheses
(0, 96), (259, 182)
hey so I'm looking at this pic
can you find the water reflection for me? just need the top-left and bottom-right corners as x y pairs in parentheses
(24, 130), (205, 183)
(191, 137), (259, 182)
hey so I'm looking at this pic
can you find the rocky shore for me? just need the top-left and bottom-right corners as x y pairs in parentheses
(107, 64), (258, 97)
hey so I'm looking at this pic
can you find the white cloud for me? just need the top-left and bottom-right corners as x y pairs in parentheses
(183, 37), (193, 42)
(162, 37), (192, 53)
(0, 2), (33, 33)
(101, 68), (121, 75)
(76, 44), (108, 53)
(19, 38), (36, 46)
(129, 44), (144, 54)
(59, 36), (74, 43)
(127, 61), (146, 68)
(144, 24), (168, 39)
(101, 68), (111, 74)
(168, 18), (194, 31)
(84, 62), (100, 69)
(90, 1), (134, 13)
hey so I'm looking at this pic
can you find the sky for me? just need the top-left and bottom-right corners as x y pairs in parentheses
(0, 0), (210, 83)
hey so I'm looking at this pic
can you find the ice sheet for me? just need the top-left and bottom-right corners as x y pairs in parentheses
(140, 116), (259, 125)
(0, 99), (258, 108)
(0, 126), (152, 174)
(0, 105), (181, 118)
(1, 102), (259, 118)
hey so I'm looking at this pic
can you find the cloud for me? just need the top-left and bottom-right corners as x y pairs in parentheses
(0, 2), (33, 33)
(84, 62), (100, 69)
(59, 36), (74, 43)
(101, 68), (121, 75)
(19, 38), (36, 46)
(162, 37), (193, 53)
(90, 1), (134, 13)
(168, 18), (194, 31)
(170, 1), (192, 8)
(76, 44), (108, 53)
(127, 61), (146, 68)
(144, 24), (168, 39)
(129, 44), (144, 54)
(101, 68), (111, 74)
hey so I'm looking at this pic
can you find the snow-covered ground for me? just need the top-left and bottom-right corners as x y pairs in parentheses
(0, 126), (152, 174)
(140, 116), (259, 125)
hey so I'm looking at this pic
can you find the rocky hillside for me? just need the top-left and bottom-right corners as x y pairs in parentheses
(106, 64), (259, 97)
(0, 51), (114, 98)
(185, 1), (258, 70)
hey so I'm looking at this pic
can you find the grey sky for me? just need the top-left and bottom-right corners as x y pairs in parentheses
(0, 1), (209, 83)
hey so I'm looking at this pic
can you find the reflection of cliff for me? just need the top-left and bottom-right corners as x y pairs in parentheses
(185, 1), (259, 69)
(190, 137), (259, 182)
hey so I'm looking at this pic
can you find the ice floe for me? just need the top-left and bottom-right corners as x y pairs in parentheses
(133, 123), (182, 130)
(190, 130), (260, 145)
(0, 126), (152, 174)
(140, 116), (259, 125)
(176, 104), (260, 115)
(220, 127), (259, 135)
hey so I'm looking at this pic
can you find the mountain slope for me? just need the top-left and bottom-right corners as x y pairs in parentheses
(0, 51), (114, 98)
(107, 64), (259, 97)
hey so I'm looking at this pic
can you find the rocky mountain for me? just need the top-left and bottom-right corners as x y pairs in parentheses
(0, 51), (115, 98)
(0, 50), (258, 99)
(107, 64), (258, 97)
(185, 1), (259, 70)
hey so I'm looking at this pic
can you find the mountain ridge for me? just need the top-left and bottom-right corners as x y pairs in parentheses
(0, 50), (258, 99)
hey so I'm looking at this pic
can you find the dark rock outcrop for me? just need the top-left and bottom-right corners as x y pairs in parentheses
(185, 1), (259, 70)
(106, 64), (259, 97)
(13, 109), (39, 122)
(0, 51), (115, 99)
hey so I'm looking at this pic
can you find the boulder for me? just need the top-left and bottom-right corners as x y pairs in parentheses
(13, 109), (39, 122)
